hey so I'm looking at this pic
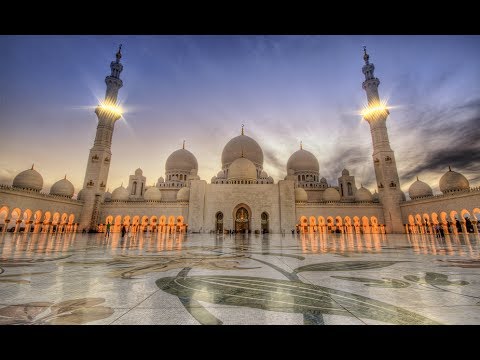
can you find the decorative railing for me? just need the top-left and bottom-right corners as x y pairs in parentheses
(404, 187), (480, 204)
(0, 184), (82, 203)
(296, 201), (380, 207)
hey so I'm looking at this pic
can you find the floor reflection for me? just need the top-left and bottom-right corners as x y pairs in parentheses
(1, 231), (479, 259)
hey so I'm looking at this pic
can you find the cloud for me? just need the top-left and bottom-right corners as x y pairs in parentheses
(398, 97), (480, 181)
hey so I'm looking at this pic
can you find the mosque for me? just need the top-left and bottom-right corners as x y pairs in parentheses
(0, 46), (479, 236)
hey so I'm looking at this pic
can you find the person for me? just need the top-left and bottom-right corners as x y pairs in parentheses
(439, 224), (445, 238)
(121, 224), (126, 238)
(106, 222), (111, 238)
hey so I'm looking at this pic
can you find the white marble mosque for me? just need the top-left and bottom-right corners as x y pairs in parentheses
(1, 46), (479, 237)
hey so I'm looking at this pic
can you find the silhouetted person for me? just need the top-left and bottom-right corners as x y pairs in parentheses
(439, 225), (445, 238)
(106, 222), (111, 237)
(121, 225), (126, 238)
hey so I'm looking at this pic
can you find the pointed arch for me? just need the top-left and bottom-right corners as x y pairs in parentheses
(43, 211), (52, 224)
(335, 216), (343, 226)
(473, 208), (480, 221)
(159, 215), (166, 226)
(361, 216), (369, 227)
(52, 212), (60, 225)
(61, 213), (68, 224)
(23, 209), (33, 222)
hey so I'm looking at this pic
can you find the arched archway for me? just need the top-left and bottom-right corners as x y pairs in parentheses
(233, 204), (251, 233)
(461, 209), (474, 233)
(215, 212), (224, 233)
(0, 206), (9, 232)
(261, 212), (269, 233)
(10, 208), (21, 232)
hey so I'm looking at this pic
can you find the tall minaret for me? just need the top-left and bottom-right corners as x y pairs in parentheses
(361, 47), (403, 233)
(79, 45), (124, 231)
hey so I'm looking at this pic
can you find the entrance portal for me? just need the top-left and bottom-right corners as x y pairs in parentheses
(216, 212), (224, 233)
(235, 207), (249, 233)
(261, 212), (269, 233)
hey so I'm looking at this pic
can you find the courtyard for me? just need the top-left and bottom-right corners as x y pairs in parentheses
(0, 231), (479, 325)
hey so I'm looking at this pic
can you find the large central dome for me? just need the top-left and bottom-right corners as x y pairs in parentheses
(287, 149), (319, 173)
(222, 134), (263, 169)
(165, 148), (198, 172)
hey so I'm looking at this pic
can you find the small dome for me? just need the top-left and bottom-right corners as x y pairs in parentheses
(323, 187), (340, 202)
(295, 187), (308, 202)
(439, 167), (469, 193)
(103, 190), (112, 201)
(77, 189), (84, 201)
(342, 169), (350, 176)
(50, 177), (74, 198)
(211, 176), (217, 183)
(222, 134), (263, 168)
(228, 157), (257, 181)
(217, 170), (226, 179)
(166, 148), (198, 172)
(409, 178), (433, 199)
(111, 185), (129, 201)
(157, 177), (165, 183)
(320, 177), (327, 184)
(144, 187), (162, 201)
(267, 176), (273, 183)
(355, 186), (372, 202)
(260, 170), (268, 179)
(372, 190), (379, 202)
(287, 149), (319, 173)
(12, 166), (43, 191)
(135, 168), (143, 176)
(177, 187), (190, 201)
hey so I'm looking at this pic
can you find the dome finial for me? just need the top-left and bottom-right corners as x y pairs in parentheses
(31, 163), (34, 170)
(241, 124), (244, 135)
(361, 183), (363, 187)
(121, 182), (123, 187)
(64, 174), (67, 180)
(416, 176), (419, 181)
(116, 44), (122, 62)
(300, 141), (302, 150)
(448, 165), (452, 171)
(183, 140), (185, 149)
(363, 46), (369, 65)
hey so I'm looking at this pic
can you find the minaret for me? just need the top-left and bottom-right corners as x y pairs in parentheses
(361, 47), (403, 233)
(79, 45), (124, 231)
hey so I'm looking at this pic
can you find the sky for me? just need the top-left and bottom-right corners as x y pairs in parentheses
(0, 35), (479, 198)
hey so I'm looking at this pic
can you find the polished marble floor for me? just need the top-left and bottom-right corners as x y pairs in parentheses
(0, 231), (479, 325)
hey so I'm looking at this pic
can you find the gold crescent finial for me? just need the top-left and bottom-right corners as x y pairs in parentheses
(31, 163), (34, 170)
(116, 44), (122, 62)
(241, 124), (244, 135)
(183, 140), (185, 149)
(448, 165), (452, 171)
(64, 174), (67, 180)
(300, 141), (302, 150)
(363, 46), (369, 64)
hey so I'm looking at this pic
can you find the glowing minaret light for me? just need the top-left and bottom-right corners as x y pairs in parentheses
(361, 47), (404, 233)
(79, 45), (124, 231)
